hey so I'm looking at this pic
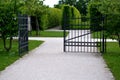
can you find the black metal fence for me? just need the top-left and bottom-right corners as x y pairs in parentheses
(18, 14), (28, 56)
(63, 17), (106, 53)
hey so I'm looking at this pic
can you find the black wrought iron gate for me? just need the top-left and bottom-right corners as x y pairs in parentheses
(18, 14), (28, 56)
(63, 17), (106, 53)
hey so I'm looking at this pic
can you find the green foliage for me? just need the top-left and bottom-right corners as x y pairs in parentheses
(39, 8), (62, 30)
(0, 1), (18, 37)
(19, 0), (45, 16)
(59, 0), (77, 6)
(88, 2), (103, 31)
(89, 0), (120, 45)
(61, 5), (71, 29)
(75, 0), (90, 16)
(40, 14), (48, 30)
(0, 0), (18, 51)
(61, 5), (81, 29)
(47, 8), (62, 28)
(99, 1), (120, 44)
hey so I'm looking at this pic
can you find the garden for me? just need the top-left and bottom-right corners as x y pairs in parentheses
(0, 0), (120, 80)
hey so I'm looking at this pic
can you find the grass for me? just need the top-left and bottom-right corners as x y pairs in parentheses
(0, 39), (44, 71)
(29, 31), (69, 37)
(103, 42), (120, 80)
(92, 31), (101, 38)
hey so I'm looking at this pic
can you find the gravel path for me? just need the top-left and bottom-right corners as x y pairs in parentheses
(0, 37), (114, 80)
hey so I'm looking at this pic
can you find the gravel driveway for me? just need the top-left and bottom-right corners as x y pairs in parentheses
(0, 37), (114, 80)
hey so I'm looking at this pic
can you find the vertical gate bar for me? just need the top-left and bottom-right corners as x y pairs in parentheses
(84, 21), (85, 52)
(102, 30), (105, 53)
(71, 18), (73, 52)
(75, 18), (77, 52)
(87, 19), (89, 53)
(93, 18), (96, 53)
(68, 17), (70, 52)
(100, 26), (102, 53)
(104, 16), (107, 53)
(63, 16), (66, 52)
(74, 18), (76, 52)
(97, 30), (98, 53)
(78, 18), (80, 52)
(102, 15), (106, 54)
(105, 37), (107, 53)
(90, 18), (92, 53)
(81, 21), (83, 52)
(71, 18), (74, 52)
(71, 18), (72, 52)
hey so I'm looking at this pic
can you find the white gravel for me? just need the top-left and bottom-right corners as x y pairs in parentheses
(0, 37), (114, 80)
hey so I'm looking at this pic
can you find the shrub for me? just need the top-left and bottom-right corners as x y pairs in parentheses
(61, 5), (81, 29)
(61, 5), (71, 29)
(40, 14), (48, 30)
(47, 8), (62, 28)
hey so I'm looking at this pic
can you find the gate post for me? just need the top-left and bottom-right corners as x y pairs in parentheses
(101, 15), (107, 53)
(63, 14), (67, 52)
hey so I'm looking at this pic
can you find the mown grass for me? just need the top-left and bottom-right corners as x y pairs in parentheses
(29, 31), (68, 37)
(103, 42), (120, 80)
(0, 39), (44, 71)
(92, 31), (101, 38)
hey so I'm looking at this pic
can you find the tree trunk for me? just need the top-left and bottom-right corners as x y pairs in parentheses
(3, 36), (12, 52)
(36, 16), (39, 36)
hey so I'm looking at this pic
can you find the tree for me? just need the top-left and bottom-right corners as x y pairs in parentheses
(0, 0), (18, 51)
(75, 0), (90, 16)
(59, 0), (77, 6)
(99, 0), (120, 47)
(89, 0), (120, 46)
(19, 0), (45, 36)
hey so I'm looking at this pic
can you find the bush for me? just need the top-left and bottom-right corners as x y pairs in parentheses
(40, 14), (48, 30)
(61, 5), (71, 29)
(61, 5), (81, 29)
(70, 6), (81, 27)
(39, 8), (62, 30)
(47, 8), (62, 28)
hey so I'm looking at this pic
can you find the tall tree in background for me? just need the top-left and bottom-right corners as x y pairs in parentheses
(19, 0), (45, 36)
(75, 0), (90, 16)
(59, 0), (77, 6)
(89, 0), (120, 46)
(58, 0), (90, 16)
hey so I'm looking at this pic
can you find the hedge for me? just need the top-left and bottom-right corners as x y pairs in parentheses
(61, 5), (81, 29)
(47, 8), (62, 28)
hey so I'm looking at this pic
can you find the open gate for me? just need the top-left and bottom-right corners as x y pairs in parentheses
(63, 17), (106, 53)
(18, 14), (28, 56)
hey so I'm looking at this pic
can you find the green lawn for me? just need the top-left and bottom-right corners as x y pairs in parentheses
(29, 31), (68, 37)
(0, 39), (44, 71)
(92, 31), (101, 38)
(103, 42), (120, 80)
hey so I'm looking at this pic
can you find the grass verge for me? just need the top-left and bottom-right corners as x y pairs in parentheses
(0, 39), (44, 71)
(103, 42), (120, 80)
(29, 31), (68, 37)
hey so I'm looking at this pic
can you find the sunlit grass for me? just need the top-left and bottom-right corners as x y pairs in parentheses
(0, 39), (44, 71)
